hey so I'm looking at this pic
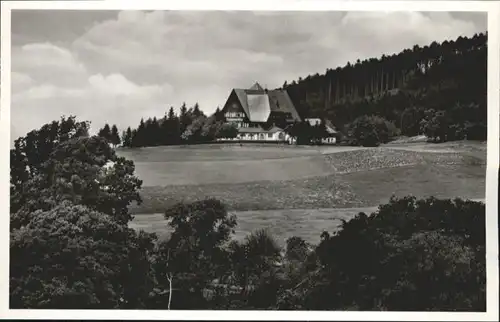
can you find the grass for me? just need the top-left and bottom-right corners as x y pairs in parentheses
(129, 207), (376, 246)
(117, 144), (323, 162)
(117, 144), (341, 186)
(123, 141), (486, 244)
(129, 174), (362, 214)
(338, 163), (485, 207)
(129, 155), (336, 186)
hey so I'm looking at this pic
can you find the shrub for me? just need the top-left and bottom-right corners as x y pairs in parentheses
(10, 202), (156, 309)
(347, 115), (399, 147)
(216, 123), (239, 139)
(148, 199), (237, 309)
(301, 196), (485, 311)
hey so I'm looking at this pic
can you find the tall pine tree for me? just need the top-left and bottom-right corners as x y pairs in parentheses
(133, 119), (146, 147)
(122, 127), (132, 147)
(98, 124), (112, 142)
(167, 107), (181, 145)
(110, 125), (121, 147)
(179, 103), (190, 136)
(192, 103), (203, 118)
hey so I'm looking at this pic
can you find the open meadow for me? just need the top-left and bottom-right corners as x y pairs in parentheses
(120, 141), (486, 245)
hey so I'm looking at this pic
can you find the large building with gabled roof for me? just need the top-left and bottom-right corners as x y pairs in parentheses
(221, 82), (302, 141)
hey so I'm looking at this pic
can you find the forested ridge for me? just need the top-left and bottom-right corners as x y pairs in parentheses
(282, 32), (487, 139)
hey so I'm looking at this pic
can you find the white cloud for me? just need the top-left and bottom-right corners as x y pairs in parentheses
(11, 72), (34, 93)
(13, 84), (83, 101)
(13, 43), (88, 87)
(11, 72), (175, 140)
(10, 10), (486, 141)
(88, 73), (170, 97)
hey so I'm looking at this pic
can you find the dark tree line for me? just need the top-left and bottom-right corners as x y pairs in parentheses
(121, 103), (237, 148)
(97, 123), (121, 147)
(282, 33), (487, 141)
(10, 117), (486, 310)
(286, 120), (339, 145)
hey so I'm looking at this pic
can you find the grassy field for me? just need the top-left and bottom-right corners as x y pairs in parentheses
(130, 207), (376, 246)
(118, 145), (336, 185)
(339, 163), (485, 207)
(129, 174), (362, 214)
(127, 155), (336, 186)
(120, 141), (486, 244)
(117, 144), (323, 162)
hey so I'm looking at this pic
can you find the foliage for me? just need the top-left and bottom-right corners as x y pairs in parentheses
(11, 117), (142, 228)
(229, 230), (281, 291)
(11, 136), (142, 227)
(298, 196), (486, 311)
(10, 116), (89, 190)
(10, 202), (156, 309)
(98, 123), (121, 147)
(283, 33), (486, 142)
(181, 115), (221, 143)
(285, 236), (310, 262)
(110, 124), (121, 146)
(11, 116), (89, 214)
(121, 103), (231, 147)
(347, 115), (399, 147)
(148, 199), (237, 309)
(286, 121), (331, 145)
(97, 123), (111, 141)
(122, 127), (133, 147)
(347, 116), (380, 147)
(215, 122), (239, 140)
(420, 103), (487, 142)
(10, 117), (148, 309)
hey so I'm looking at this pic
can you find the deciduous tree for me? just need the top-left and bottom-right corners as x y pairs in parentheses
(10, 202), (156, 309)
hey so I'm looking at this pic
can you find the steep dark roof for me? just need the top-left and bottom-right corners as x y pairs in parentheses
(267, 90), (301, 121)
(233, 89), (250, 117)
(229, 83), (301, 123)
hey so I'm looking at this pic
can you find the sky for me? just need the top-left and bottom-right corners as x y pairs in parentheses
(10, 10), (487, 140)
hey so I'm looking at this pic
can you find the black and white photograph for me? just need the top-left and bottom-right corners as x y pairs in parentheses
(1, 0), (499, 320)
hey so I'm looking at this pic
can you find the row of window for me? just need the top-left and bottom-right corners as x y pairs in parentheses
(238, 133), (276, 139)
(234, 122), (261, 128)
(270, 112), (292, 118)
(225, 112), (245, 118)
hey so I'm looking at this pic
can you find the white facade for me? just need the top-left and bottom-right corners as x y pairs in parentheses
(237, 131), (288, 141)
(321, 137), (337, 144)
